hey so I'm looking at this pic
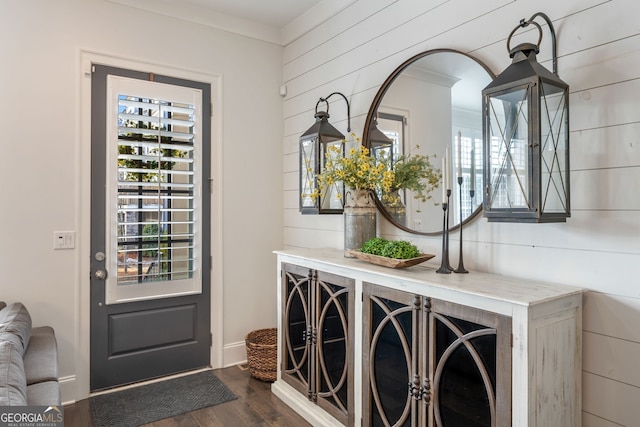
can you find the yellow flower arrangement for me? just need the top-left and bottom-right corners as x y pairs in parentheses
(313, 134), (394, 201)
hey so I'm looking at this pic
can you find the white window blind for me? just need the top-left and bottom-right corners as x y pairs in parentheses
(105, 75), (203, 304)
(117, 95), (196, 284)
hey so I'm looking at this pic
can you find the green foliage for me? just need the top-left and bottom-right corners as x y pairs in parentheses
(360, 237), (421, 259)
(385, 152), (442, 203)
(141, 223), (170, 277)
(360, 237), (389, 256)
(142, 223), (161, 257)
(118, 141), (187, 182)
(381, 240), (421, 259)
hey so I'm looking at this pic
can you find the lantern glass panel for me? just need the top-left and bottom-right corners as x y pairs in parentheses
(540, 82), (569, 214)
(320, 139), (345, 210)
(486, 86), (530, 211)
(300, 136), (318, 209)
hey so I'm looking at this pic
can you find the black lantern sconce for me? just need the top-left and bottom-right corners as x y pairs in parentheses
(299, 92), (351, 214)
(368, 115), (394, 162)
(482, 12), (570, 223)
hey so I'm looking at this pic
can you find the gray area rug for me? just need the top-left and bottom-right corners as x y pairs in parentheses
(90, 371), (237, 427)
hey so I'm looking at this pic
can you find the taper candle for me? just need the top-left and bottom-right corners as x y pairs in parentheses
(445, 147), (450, 191)
(470, 148), (476, 190)
(441, 156), (447, 201)
(457, 131), (462, 178)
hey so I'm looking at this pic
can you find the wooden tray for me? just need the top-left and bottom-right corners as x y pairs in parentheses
(347, 250), (435, 269)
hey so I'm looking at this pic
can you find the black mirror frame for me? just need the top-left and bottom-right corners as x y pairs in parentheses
(363, 48), (495, 235)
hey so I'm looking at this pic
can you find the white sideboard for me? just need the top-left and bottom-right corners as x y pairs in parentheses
(272, 248), (582, 427)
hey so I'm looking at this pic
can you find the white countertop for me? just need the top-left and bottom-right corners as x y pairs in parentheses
(275, 247), (583, 308)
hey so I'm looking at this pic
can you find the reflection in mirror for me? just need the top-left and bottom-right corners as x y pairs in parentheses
(364, 49), (494, 235)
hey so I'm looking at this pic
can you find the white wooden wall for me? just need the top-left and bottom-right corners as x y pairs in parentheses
(282, 0), (640, 425)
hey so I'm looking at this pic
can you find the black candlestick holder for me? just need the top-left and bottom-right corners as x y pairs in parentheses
(454, 176), (468, 274)
(437, 200), (451, 274)
(470, 188), (475, 207)
(445, 189), (453, 271)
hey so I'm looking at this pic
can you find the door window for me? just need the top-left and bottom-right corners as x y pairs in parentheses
(105, 76), (203, 304)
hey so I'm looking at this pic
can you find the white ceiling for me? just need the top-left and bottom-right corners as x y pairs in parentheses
(108, 0), (342, 44)
(183, 0), (324, 28)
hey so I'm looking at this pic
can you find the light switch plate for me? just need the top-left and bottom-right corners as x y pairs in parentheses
(53, 231), (75, 250)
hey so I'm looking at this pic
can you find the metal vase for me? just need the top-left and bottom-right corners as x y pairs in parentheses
(383, 189), (407, 227)
(344, 189), (376, 257)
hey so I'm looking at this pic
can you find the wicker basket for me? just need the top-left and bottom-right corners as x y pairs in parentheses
(245, 328), (277, 382)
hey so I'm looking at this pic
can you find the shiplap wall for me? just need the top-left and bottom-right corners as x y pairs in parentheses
(282, 0), (640, 425)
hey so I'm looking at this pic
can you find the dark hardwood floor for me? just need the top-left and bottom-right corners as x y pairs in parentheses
(63, 365), (311, 426)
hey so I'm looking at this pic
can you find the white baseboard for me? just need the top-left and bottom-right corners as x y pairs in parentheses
(60, 375), (77, 405)
(223, 340), (247, 367)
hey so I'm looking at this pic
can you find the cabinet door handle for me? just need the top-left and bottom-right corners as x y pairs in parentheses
(422, 378), (431, 403)
(408, 375), (432, 403)
(408, 374), (422, 400)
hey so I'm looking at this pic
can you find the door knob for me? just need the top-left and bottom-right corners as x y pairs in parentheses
(94, 270), (108, 280)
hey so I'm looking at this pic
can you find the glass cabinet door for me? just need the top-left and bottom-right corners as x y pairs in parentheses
(282, 263), (312, 395)
(363, 284), (512, 427)
(429, 299), (512, 427)
(363, 283), (422, 427)
(315, 270), (354, 424)
(281, 264), (354, 426)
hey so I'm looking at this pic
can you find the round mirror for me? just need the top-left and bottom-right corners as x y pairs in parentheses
(364, 49), (494, 235)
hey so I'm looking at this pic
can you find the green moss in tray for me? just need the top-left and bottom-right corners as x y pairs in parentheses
(360, 237), (421, 259)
